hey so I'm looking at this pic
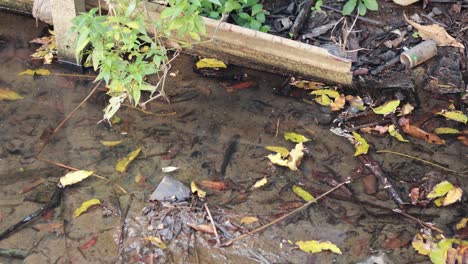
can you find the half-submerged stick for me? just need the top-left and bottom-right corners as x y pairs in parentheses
(222, 179), (351, 246)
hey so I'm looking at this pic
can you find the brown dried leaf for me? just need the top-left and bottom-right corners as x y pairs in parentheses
(201, 180), (227, 191)
(33, 222), (63, 233)
(404, 14), (464, 49)
(400, 118), (445, 144)
(19, 178), (45, 194)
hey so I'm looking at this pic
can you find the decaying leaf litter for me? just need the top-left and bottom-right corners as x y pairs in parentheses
(0, 1), (467, 263)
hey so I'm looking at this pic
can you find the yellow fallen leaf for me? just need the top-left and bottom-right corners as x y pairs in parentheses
(115, 147), (142, 173)
(455, 218), (468, 229)
(252, 177), (267, 189)
(330, 94), (345, 111)
(404, 14), (464, 49)
(0, 88), (24, 101)
(265, 146), (289, 158)
(100, 140), (122, 147)
(191, 181), (206, 198)
(372, 99), (400, 115)
(434, 127), (461, 135)
(427, 181), (454, 199)
(18, 69), (51, 76)
(267, 152), (289, 167)
(388, 125), (409, 142)
(240, 216), (259, 225)
(292, 185), (316, 202)
(59, 170), (94, 187)
(442, 187), (463, 206)
(345, 95), (365, 111)
(144, 236), (167, 249)
(73, 199), (101, 218)
(195, 58), (227, 69)
(287, 143), (304, 171)
(296, 240), (342, 254)
(437, 110), (467, 124)
(352, 132), (369, 156)
(310, 89), (340, 98)
(284, 132), (310, 143)
(314, 94), (332, 106)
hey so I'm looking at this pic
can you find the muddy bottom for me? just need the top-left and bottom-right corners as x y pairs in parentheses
(0, 11), (466, 264)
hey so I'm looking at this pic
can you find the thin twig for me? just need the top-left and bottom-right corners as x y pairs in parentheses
(204, 203), (221, 245)
(36, 80), (102, 157)
(377, 150), (462, 175)
(393, 209), (444, 234)
(275, 118), (280, 137)
(222, 179), (351, 246)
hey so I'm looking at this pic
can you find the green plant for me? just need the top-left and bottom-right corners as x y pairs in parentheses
(311, 0), (323, 11)
(199, 0), (270, 32)
(71, 0), (206, 121)
(342, 0), (378, 16)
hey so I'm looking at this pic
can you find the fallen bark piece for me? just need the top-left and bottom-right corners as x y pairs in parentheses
(289, 0), (316, 40)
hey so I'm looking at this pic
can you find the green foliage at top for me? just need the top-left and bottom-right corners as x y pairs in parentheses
(199, 0), (270, 32)
(71, 0), (206, 121)
(342, 0), (378, 16)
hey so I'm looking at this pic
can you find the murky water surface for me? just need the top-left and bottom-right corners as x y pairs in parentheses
(0, 11), (466, 264)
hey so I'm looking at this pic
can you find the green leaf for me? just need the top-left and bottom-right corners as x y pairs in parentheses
(207, 0), (222, 6)
(357, 1), (367, 16)
(255, 12), (265, 23)
(251, 4), (263, 15)
(293, 185), (316, 202)
(363, 0), (378, 11)
(430, 239), (454, 264)
(310, 89), (340, 98)
(238, 12), (251, 20)
(372, 99), (400, 115)
(342, 0), (357, 15)
(260, 25), (270, 32)
(434, 127), (461, 135)
(427, 181), (454, 199)
(437, 110), (467, 124)
(388, 125), (409, 142)
(249, 20), (262, 30)
(224, 0), (242, 13)
(284, 132), (310, 143)
(265, 146), (289, 158)
(296, 240), (342, 254)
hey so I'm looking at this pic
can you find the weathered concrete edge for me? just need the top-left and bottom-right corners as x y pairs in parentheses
(0, 0), (353, 84)
(145, 3), (353, 85)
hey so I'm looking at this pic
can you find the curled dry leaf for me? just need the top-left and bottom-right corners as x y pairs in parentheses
(399, 117), (445, 144)
(191, 181), (206, 198)
(187, 223), (215, 234)
(267, 143), (304, 171)
(59, 170), (94, 187)
(352, 132), (369, 156)
(80, 236), (98, 250)
(330, 94), (346, 111)
(404, 13), (464, 49)
(73, 198), (101, 218)
(442, 187), (463, 206)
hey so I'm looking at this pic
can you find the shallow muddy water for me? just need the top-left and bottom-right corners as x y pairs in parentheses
(0, 11), (466, 264)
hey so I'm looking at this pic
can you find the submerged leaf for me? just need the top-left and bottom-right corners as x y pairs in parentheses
(296, 240), (342, 254)
(18, 69), (50, 76)
(437, 110), (468, 124)
(330, 94), (346, 111)
(412, 233), (433, 256)
(162, 166), (179, 173)
(314, 94), (332, 106)
(187, 223), (215, 234)
(73, 199), (101, 218)
(144, 236), (167, 249)
(427, 181), (454, 199)
(240, 216), (259, 225)
(434, 127), (461, 135)
(286, 143), (304, 171)
(388, 125), (409, 142)
(100, 140), (122, 147)
(191, 181), (206, 198)
(310, 89), (340, 98)
(0, 88), (24, 101)
(284, 132), (310, 143)
(267, 152), (289, 167)
(398, 103), (414, 116)
(265, 146), (289, 158)
(293, 185), (316, 202)
(456, 218), (468, 230)
(195, 58), (227, 69)
(373, 99), (400, 115)
(352, 132), (369, 156)
(252, 177), (268, 189)
(59, 170), (94, 187)
(116, 147), (142, 173)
